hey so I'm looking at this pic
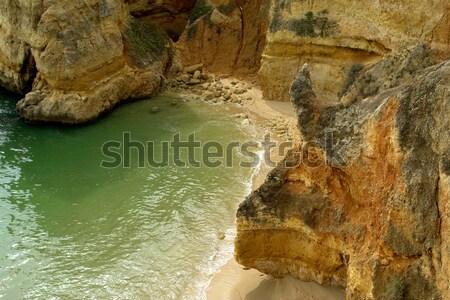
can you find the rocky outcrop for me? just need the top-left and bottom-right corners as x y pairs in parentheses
(259, 0), (450, 102)
(176, 0), (270, 75)
(0, 0), (175, 124)
(127, 0), (196, 41)
(235, 46), (450, 299)
(1, 0), (449, 123)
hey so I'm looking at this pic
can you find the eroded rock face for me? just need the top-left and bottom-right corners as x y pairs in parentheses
(127, 0), (196, 41)
(0, 0), (174, 123)
(235, 47), (450, 299)
(259, 0), (450, 102)
(176, 0), (271, 75)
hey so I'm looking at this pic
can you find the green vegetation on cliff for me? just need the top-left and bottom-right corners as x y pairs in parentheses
(189, 0), (213, 24)
(124, 17), (168, 66)
(217, 2), (235, 16)
(185, 0), (214, 41)
(270, 7), (339, 38)
(289, 10), (339, 37)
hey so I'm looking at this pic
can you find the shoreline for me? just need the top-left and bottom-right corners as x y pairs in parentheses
(166, 75), (345, 300)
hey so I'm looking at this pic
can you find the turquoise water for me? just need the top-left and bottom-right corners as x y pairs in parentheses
(0, 91), (259, 299)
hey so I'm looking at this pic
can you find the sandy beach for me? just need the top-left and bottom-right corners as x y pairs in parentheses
(206, 259), (345, 300)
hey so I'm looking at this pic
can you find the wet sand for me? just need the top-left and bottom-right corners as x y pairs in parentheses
(206, 259), (345, 300)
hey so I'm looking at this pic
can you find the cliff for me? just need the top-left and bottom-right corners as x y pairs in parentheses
(259, 0), (450, 102)
(127, 0), (196, 41)
(175, 0), (271, 75)
(235, 46), (450, 299)
(175, 0), (449, 101)
(0, 0), (178, 123)
(1, 0), (449, 123)
(1, 0), (450, 298)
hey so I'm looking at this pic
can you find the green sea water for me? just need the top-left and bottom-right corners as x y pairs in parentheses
(0, 91), (260, 299)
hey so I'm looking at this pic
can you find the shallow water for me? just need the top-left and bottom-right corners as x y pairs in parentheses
(0, 91), (259, 299)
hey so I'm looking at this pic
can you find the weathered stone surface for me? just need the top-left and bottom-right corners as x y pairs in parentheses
(0, 0), (174, 123)
(192, 70), (201, 79)
(176, 0), (270, 75)
(235, 51), (450, 299)
(127, 0), (196, 41)
(184, 63), (203, 74)
(259, 0), (450, 102)
(4, 0), (448, 123)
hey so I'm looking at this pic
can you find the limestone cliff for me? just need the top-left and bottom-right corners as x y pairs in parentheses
(175, 0), (449, 101)
(176, 0), (270, 75)
(1, 0), (450, 123)
(259, 0), (450, 102)
(0, 0), (175, 123)
(235, 47), (450, 299)
(127, 0), (196, 41)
